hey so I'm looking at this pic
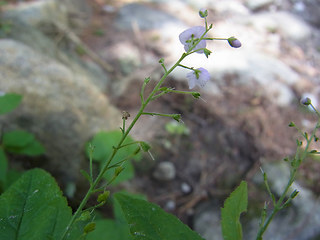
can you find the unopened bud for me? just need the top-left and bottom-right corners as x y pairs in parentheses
(97, 191), (110, 203)
(300, 97), (311, 106)
(115, 166), (124, 176)
(199, 8), (208, 18)
(288, 122), (295, 127)
(84, 222), (96, 234)
(172, 114), (181, 122)
(227, 37), (242, 48)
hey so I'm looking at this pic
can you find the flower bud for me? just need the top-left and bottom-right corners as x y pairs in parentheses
(78, 211), (91, 222)
(115, 166), (124, 176)
(84, 222), (96, 234)
(199, 8), (208, 18)
(300, 97), (311, 106)
(140, 141), (151, 152)
(227, 37), (241, 48)
(288, 122), (295, 127)
(172, 114), (181, 122)
(97, 191), (110, 203)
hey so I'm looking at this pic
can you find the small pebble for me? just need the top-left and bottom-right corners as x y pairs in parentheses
(152, 161), (176, 181)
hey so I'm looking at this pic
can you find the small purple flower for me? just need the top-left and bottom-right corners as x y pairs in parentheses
(186, 67), (210, 89)
(227, 37), (242, 48)
(179, 26), (207, 54)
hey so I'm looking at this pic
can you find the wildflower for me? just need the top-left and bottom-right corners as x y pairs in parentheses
(186, 67), (210, 89)
(179, 26), (207, 53)
(199, 8), (208, 18)
(227, 37), (241, 48)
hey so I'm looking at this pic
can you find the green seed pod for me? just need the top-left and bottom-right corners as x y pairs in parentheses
(84, 222), (96, 234)
(97, 191), (110, 203)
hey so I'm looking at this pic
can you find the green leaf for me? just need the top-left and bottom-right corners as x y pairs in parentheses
(3, 130), (45, 156)
(221, 181), (248, 240)
(0, 168), (76, 240)
(87, 219), (133, 240)
(2, 169), (22, 192)
(114, 192), (205, 240)
(113, 191), (147, 223)
(86, 131), (141, 185)
(88, 192), (146, 240)
(0, 93), (22, 115)
(8, 140), (45, 156)
(3, 130), (34, 148)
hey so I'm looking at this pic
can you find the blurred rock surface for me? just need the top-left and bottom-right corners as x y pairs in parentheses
(0, 39), (120, 191)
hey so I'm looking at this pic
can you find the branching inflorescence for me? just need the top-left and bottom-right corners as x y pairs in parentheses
(60, 8), (242, 240)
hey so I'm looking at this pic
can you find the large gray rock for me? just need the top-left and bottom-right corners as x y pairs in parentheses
(2, 0), (91, 33)
(0, 39), (120, 191)
(115, 3), (182, 31)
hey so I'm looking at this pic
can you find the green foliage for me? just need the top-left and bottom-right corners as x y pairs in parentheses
(0, 93), (22, 115)
(114, 192), (205, 240)
(0, 93), (45, 192)
(3, 130), (45, 156)
(221, 181), (248, 240)
(87, 192), (146, 240)
(87, 219), (132, 240)
(86, 131), (141, 185)
(0, 148), (8, 191)
(0, 169), (83, 240)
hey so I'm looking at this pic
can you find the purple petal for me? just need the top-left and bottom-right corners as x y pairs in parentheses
(186, 67), (210, 89)
(179, 26), (207, 53)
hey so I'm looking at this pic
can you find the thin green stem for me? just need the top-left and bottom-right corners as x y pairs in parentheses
(142, 112), (176, 118)
(256, 117), (320, 239)
(60, 50), (189, 240)
(122, 118), (126, 134)
(203, 37), (228, 41)
(88, 144), (93, 180)
(178, 64), (194, 70)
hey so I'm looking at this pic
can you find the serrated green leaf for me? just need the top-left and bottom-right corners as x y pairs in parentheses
(3, 130), (34, 148)
(0, 168), (78, 240)
(114, 192), (205, 240)
(221, 181), (248, 240)
(0, 93), (22, 115)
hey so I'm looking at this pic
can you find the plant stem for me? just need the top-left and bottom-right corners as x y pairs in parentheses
(255, 117), (320, 239)
(60, 51), (188, 240)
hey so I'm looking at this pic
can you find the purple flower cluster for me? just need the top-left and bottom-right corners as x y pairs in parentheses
(178, 9), (241, 89)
